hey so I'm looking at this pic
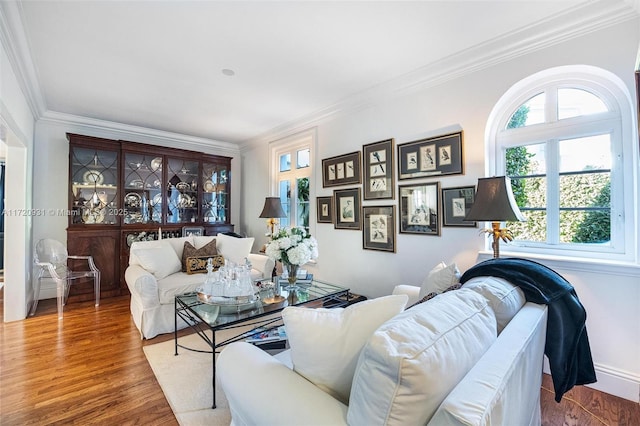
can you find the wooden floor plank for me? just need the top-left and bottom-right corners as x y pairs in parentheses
(1, 291), (639, 425)
(1, 295), (178, 425)
(540, 364), (640, 425)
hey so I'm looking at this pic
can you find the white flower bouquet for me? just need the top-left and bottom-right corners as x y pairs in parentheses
(264, 226), (318, 266)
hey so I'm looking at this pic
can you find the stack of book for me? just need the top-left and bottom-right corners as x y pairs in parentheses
(245, 326), (287, 344)
(245, 326), (288, 351)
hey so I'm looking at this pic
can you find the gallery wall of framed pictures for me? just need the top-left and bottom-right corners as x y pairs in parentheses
(317, 129), (472, 253)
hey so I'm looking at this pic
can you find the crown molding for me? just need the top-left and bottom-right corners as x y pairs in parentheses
(1, 1), (239, 155)
(3, 0), (636, 153)
(40, 110), (240, 155)
(241, 0), (639, 150)
(389, 0), (638, 96)
(625, 0), (640, 14)
(0, 0), (46, 118)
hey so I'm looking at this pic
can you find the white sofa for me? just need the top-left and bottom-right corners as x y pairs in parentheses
(124, 233), (275, 339)
(218, 276), (548, 426)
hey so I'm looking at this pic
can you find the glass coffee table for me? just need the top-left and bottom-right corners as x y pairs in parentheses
(174, 280), (349, 409)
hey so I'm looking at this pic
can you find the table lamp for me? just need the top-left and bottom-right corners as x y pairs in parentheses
(259, 197), (287, 238)
(464, 176), (525, 258)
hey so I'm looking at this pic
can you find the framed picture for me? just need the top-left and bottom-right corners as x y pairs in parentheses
(362, 205), (396, 252)
(363, 138), (395, 200)
(334, 187), (361, 230)
(322, 151), (362, 187)
(398, 182), (441, 235)
(398, 131), (463, 180)
(316, 196), (333, 224)
(182, 226), (204, 237)
(442, 186), (477, 227)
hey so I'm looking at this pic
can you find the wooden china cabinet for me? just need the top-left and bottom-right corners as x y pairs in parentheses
(66, 133), (233, 303)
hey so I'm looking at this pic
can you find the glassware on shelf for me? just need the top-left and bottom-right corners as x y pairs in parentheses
(70, 146), (119, 225)
(122, 153), (164, 224)
(166, 157), (199, 224)
(201, 162), (229, 224)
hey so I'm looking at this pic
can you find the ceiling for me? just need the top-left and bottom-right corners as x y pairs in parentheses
(8, 0), (633, 145)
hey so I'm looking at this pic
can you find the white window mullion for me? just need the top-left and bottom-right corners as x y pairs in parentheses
(546, 139), (560, 245)
(546, 87), (558, 123)
(608, 128), (625, 252)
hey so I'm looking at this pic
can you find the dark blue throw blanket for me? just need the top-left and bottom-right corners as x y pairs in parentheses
(460, 258), (597, 402)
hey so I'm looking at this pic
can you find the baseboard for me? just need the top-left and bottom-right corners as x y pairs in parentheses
(544, 359), (640, 402)
(37, 282), (57, 300)
(589, 363), (640, 403)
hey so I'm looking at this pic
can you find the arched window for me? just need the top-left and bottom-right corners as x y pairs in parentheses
(487, 65), (637, 261)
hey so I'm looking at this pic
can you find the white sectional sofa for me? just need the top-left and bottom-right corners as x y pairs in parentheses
(218, 276), (548, 426)
(124, 233), (275, 339)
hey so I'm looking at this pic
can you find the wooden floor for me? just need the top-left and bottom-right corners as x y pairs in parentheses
(1, 292), (639, 425)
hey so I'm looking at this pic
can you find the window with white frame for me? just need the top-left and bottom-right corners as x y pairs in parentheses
(489, 66), (637, 261)
(270, 130), (314, 232)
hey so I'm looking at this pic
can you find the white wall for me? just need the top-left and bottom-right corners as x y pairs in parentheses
(241, 20), (640, 401)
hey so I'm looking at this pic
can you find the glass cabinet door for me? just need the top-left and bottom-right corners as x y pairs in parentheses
(122, 153), (163, 224)
(202, 161), (229, 224)
(70, 147), (118, 225)
(166, 157), (199, 224)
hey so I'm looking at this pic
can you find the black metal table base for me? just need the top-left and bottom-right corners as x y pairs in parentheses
(174, 298), (288, 409)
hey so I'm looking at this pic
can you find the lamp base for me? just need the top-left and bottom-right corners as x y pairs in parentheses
(491, 222), (501, 258)
(479, 222), (514, 258)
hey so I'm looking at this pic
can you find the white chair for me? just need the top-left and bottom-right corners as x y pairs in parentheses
(32, 239), (100, 319)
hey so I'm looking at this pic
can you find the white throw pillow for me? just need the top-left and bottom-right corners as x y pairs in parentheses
(347, 289), (497, 426)
(419, 261), (461, 298)
(462, 276), (526, 333)
(163, 236), (193, 260)
(282, 294), (408, 404)
(215, 233), (254, 264)
(131, 240), (182, 280)
(192, 235), (216, 250)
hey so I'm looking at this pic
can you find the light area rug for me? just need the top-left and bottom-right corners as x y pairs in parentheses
(143, 332), (232, 426)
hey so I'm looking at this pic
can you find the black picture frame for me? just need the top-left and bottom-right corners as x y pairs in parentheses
(363, 138), (395, 200)
(322, 151), (362, 187)
(398, 131), (463, 180)
(398, 182), (441, 235)
(182, 226), (204, 237)
(442, 185), (477, 227)
(363, 205), (396, 252)
(334, 187), (361, 230)
(316, 196), (334, 224)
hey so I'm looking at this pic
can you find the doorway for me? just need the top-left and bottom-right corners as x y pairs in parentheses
(0, 154), (4, 289)
(0, 158), (5, 286)
(0, 119), (31, 322)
